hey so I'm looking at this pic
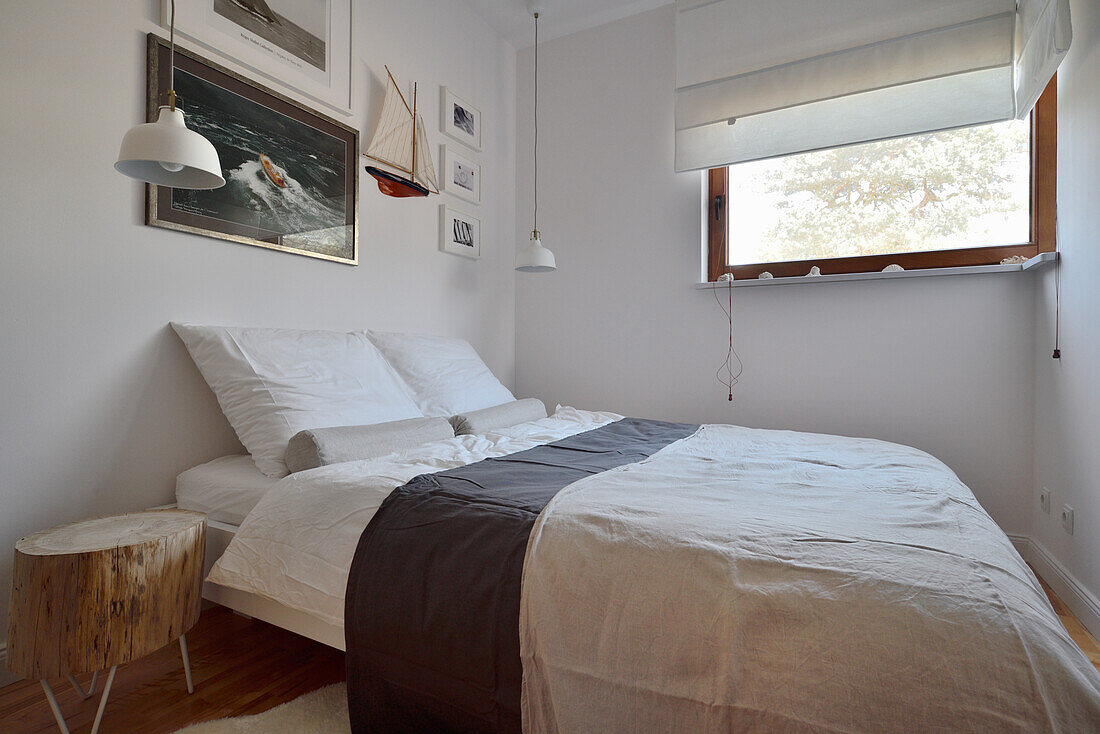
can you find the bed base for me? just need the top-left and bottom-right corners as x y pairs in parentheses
(202, 519), (345, 651)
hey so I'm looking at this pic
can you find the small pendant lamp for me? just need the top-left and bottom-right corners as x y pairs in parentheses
(516, 4), (556, 273)
(115, 0), (224, 189)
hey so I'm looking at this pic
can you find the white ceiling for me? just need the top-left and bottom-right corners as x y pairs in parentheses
(463, 0), (672, 48)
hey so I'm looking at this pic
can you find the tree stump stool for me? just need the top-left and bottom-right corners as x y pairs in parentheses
(7, 510), (206, 734)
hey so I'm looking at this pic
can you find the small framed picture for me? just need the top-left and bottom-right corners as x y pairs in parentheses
(440, 205), (481, 259)
(441, 87), (481, 151)
(440, 145), (481, 205)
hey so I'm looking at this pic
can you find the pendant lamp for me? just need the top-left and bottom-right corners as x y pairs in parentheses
(115, 0), (225, 189)
(516, 4), (556, 273)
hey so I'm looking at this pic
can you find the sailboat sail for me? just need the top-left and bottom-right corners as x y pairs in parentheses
(365, 73), (415, 175)
(363, 66), (438, 198)
(413, 114), (438, 193)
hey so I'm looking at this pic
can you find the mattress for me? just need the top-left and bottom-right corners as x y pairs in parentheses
(176, 454), (282, 525)
(208, 410), (1100, 731)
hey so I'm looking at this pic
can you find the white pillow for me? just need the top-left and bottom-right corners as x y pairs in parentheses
(366, 331), (515, 418)
(173, 324), (423, 477)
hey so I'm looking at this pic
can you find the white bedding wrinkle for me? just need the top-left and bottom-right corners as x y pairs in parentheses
(520, 425), (1100, 732)
(205, 407), (623, 626)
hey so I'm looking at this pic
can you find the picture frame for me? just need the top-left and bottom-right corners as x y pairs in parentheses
(440, 205), (481, 260)
(440, 87), (481, 151)
(162, 0), (353, 116)
(145, 34), (359, 265)
(440, 145), (481, 205)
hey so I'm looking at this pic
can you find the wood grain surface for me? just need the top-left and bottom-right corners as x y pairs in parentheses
(7, 511), (205, 679)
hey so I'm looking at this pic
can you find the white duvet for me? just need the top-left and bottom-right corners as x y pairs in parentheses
(209, 411), (1100, 731)
(207, 407), (623, 626)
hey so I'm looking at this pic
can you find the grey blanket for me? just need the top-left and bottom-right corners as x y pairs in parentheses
(344, 418), (698, 733)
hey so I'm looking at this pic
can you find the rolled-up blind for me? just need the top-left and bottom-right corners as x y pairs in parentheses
(675, 0), (1071, 173)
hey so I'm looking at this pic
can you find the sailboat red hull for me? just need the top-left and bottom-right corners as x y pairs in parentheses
(366, 166), (430, 198)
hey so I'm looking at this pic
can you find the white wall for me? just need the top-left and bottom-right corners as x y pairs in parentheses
(0, 0), (515, 648)
(1031, 0), (1100, 620)
(514, 7), (1038, 537)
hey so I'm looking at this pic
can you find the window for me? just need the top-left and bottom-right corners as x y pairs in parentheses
(707, 80), (1057, 282)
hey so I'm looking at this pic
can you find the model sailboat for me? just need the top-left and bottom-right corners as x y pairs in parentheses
(363, 67), (439, 198)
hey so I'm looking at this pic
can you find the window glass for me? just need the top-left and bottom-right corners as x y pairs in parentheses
(725, 121), (1031, 266)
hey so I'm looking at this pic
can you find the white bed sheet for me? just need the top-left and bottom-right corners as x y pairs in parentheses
(206, 407), (623, 627)
(176, 454), (282, 526)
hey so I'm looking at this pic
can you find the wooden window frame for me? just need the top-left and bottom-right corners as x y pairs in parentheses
(707, 78), (1057, 282)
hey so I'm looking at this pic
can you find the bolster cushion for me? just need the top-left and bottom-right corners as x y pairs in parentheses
(449, 399), (548, 436)
(285, 417), (455, 473)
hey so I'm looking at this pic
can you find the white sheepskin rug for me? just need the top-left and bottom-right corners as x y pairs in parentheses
(173, 683), (350, 733)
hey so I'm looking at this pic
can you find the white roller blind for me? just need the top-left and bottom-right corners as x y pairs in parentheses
(675, 0), (1071, 173)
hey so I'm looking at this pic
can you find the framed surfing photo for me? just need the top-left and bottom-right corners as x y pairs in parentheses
(440, 87), (481, 151)
(144, 34), (359, 265)
(161, 0), (353, 116)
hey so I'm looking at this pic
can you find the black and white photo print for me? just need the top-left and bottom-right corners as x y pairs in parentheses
(440, 205), (481, 259)
(441, 87), (482, 151)
(440, 145), (481, 205)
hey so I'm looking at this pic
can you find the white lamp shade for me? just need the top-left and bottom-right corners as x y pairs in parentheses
(516, 233), (556, 273)
(115, 106), (225, 189)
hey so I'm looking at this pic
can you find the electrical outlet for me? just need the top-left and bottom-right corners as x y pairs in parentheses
(1040, 488), (1051, 514)
(1061, 505), (1074, 535)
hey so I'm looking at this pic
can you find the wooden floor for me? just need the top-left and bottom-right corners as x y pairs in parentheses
(1037, 573), (1100, 670)
(0, 605), (344, 733)
(1, 576), (1098, 733)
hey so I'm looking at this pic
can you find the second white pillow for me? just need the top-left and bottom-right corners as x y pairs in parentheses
(367, 331), (515, 418)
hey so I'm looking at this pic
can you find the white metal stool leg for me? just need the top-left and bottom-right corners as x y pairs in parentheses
(67, 671), (98, 699)
(180, 633), (194, 694)
(42, 667), (114, 734)
(39, 680), (70, 734)
(89, 666), (117, 734)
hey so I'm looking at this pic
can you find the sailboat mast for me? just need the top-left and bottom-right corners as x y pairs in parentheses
(411, 82), (418, 181)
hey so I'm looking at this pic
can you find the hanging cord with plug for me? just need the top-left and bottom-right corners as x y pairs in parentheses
(713, 277), (744, 401)
(1053, 255), (1061, 359)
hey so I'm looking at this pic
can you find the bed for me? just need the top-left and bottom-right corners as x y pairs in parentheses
(173, 324), (1100, 732)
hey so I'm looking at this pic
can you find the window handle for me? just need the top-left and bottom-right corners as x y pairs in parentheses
(714, 194), (724, 221)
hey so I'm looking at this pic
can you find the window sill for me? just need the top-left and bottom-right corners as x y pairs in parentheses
(696, 252), (1057, 289)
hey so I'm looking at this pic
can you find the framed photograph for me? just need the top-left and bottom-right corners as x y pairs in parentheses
(440, 87), (481, 151)
(440, 145), (481, 205)
(440, 205), (481, 259)
(145, 34), (359, 265)
(163, 0), (353, 116)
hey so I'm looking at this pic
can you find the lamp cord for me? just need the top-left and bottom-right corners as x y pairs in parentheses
(169, 0), (176, 106)
(713, 279), (744, 401)
(533, 12), (539, 234)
